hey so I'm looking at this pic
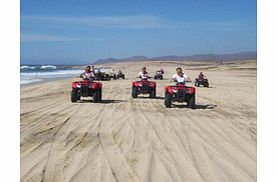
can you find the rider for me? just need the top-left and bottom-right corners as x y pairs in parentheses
(91, 65), (96, 74)
(198, 72), (206, 80)
(158, 68), (164, 74)
(172, 67), (191, 84)
(80, 66), (94, 80)
(95, 68), (101, 74)
(111, 69), (115, 74)
(156, 70), (161, 74)
(138, 67), (150, 80)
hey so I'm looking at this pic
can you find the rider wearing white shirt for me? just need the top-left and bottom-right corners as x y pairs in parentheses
(80, 66), (94, 79)
(172, 67), (191, 84)
(138, 67), (150, 80)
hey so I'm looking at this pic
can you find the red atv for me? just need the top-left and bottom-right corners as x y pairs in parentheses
(164, 82), (196, 108)
(154, 69), (164, 80)
(154, 72), (163, 80)
(71, 78), (102, 103)
(195, 78), (209, 87)
(132, 77), (156, 98)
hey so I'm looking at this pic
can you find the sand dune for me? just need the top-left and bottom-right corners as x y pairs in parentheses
(20, 61), (257, 182)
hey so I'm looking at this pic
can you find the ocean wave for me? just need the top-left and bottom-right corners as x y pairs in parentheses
(20, 69), (82, 84)
(21, 69), (81, 77)
(40, 65), (57, 69)
(20, 65), (36, 69)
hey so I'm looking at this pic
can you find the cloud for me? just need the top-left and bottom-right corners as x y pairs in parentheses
(21, 15), (183, 28)
(196, 20), (250, 30)
(21, 15), (250, 31)
(21, 33), (79, 42)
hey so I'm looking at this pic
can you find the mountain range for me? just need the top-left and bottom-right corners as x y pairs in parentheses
(94, 51), (257, 64)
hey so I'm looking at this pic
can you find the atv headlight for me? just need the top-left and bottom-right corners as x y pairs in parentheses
(172, 89), (178, 93)
(138, 83), (142, 86)
(76, 84), (81, 88)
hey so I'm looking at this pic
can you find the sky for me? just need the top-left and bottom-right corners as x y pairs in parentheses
(20, 0), (257, 65)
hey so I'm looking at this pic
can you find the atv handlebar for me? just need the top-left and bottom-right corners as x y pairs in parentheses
(137, 76), (153, 79)
(172, 80), (191, 82)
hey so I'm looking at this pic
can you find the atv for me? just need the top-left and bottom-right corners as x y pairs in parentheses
(131, 77), (156, 98)
(109, 72), (117, 80)
(154, 72), (163, 80)
(194, 78), (209, 87)
(71, 78), (102, 103)
(164, 82), (196, 108)
(94, 72), (111, 81)
(154, 69), (164, 80)
(117, 72), (125, 79)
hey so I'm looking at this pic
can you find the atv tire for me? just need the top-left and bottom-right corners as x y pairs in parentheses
(188, 95), (196, 109)
(132, 86), (138, 98)
(93, 89), (101, 103)
(122, 75), (125, 79)
(99, 89), (102, 101)
(71, 88), (78, 103)
(164, 93), (172, 108)
(150, 88), (156, 98)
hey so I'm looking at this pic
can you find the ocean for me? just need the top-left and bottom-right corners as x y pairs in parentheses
(20, 65), (83, 84)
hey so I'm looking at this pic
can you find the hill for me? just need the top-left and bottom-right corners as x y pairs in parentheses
(94, 51), (256, 64)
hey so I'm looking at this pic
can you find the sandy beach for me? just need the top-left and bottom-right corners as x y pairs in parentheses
(20, 60), (257, 182)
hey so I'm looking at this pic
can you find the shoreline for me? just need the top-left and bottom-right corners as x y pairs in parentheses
(20, 76), (74, 88)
